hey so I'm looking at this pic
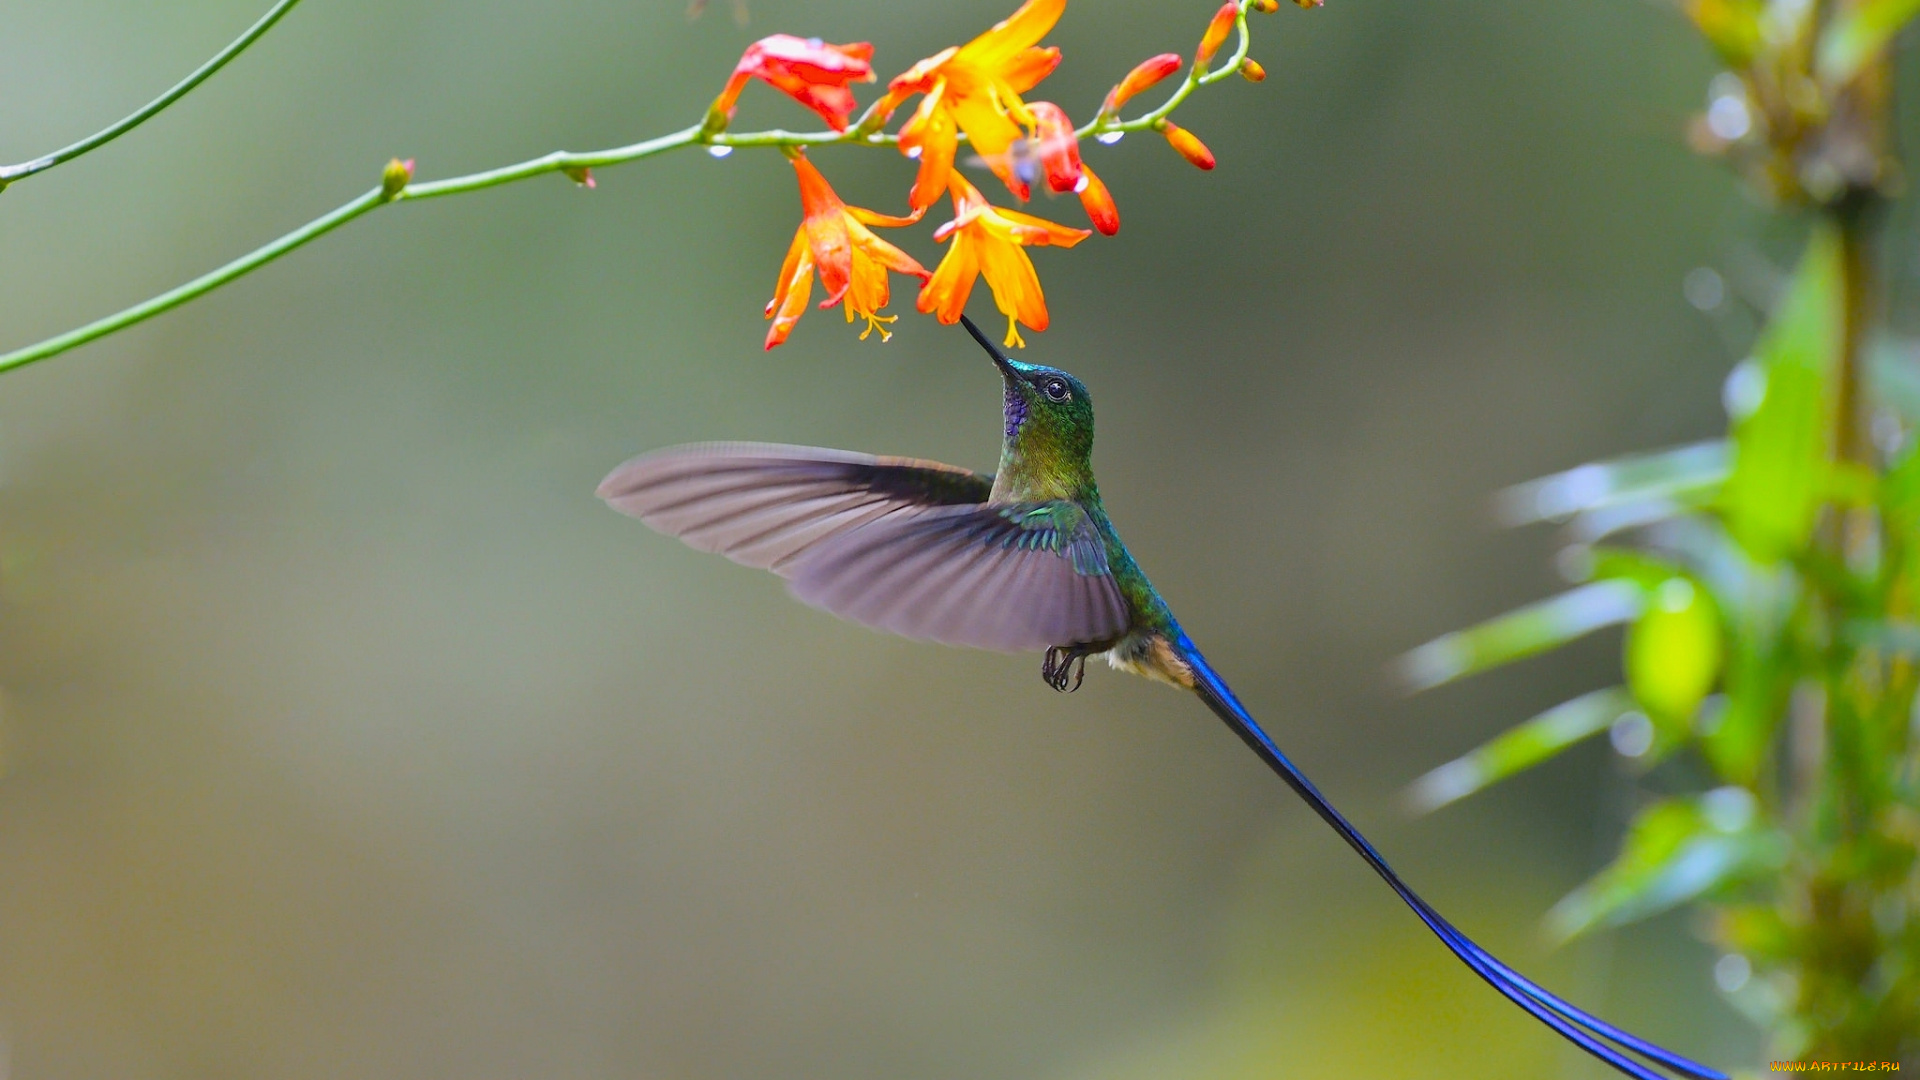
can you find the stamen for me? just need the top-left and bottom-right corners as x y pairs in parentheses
(1003, 315), (1026, 349)
(851, 307), (897, 342)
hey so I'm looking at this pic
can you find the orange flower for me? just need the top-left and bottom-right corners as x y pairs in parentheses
(1027, 102), (1119, 235)
(879, 0), (1066, 209)
(765, 154), (928, 350)
(1102, 53), (1182, 115)
(708, 35), (876, 133)
(917, 173), (1090, 348)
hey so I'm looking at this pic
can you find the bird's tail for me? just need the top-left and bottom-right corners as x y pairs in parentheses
(1171, 631), (1726, 1080)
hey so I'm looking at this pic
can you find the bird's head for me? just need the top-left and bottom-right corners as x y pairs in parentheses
(958, 316), (1094, 465)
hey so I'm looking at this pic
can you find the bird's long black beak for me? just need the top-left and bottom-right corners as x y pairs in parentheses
(958, 314), (1019, 378)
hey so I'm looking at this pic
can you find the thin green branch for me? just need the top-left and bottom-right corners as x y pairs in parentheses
(0, 188), (384, 374)
(0, 0), (305, 187)
(0, 0), (1278, 375)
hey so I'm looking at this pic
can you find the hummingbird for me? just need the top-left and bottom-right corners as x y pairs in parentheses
(597, 316), (1725, 1080)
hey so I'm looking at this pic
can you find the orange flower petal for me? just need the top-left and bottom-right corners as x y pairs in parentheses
(846, 205), (926, 229)
(977, 235), (1048, 333)
(994, 207), (1092, 247)
(954, 0), (1066, 69)
(765, 237), (816, 349)
(918, 235), (980, 323)
(766, 227), (806, 316)
(789, 153), (845, 218)
(949, 92), (1030, 200)
(999, 46), (1063, 94)
(886, 46), (957, 96)
(900, 83), (959, 209)
(847, 217), (931, 280)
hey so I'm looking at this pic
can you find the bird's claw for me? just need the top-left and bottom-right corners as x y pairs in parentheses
(1042, 644), (1091, 693)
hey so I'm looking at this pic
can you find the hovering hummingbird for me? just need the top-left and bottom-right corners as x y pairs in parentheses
(597, 317), (1725, 1080)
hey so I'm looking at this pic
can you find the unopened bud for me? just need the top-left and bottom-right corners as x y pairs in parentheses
(1104, 53), (1183, 114)
(1240, 58), (1267, 82)
(1161, 123), (1215, 170)
(1251, 0), (1280, 11)
(562, 165), (596, 189)
(1295, 0), (1323, 8)
(381, 157), (414, 199)
(1195, 2), (1239, 67)
(1077, 165), (1119, 236)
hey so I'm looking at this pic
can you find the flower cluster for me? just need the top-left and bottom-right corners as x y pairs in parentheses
(700, 0), (1303, 350)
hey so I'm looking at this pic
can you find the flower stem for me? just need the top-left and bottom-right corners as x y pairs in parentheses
(0, 187), (384, 375)
(0, 0), (1282, 375)
(0, 0), (305, 187)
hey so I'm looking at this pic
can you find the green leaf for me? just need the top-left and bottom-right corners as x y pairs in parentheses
(1624, 576), (1724, 730)
(1405, 687), (1635, 813)
(1722, 228), (1844, 563)
(1546, 789), (1786, 942)
(1701, 630), (1791, 786)
(1580, 547), (1687, 588)
(1817, 0), (1920, 85)
(1398, 581), (1645, 692)
(1498, 441), (1728, 527)
(1882, 438), (1920, 542)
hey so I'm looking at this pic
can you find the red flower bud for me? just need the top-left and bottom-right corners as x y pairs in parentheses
(1240, 58), (1267, 82)
(1103, 53), (1182, 114)
(1295, 0), (1323, 8)
(1077, 164), (1119, 236)
(1161, 123), (1215, 170)
(1195, 2), (1239, 68)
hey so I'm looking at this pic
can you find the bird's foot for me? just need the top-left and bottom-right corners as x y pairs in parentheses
(1042, 645), (1093, 693)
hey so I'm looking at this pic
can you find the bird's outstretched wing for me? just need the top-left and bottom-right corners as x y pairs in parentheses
(598, 443), (1130, 651)
(597, 442), (995, 573)
(787, 501), (1131, 652)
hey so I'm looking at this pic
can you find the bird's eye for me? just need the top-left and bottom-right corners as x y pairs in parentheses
(1038, 377), (1071, 403)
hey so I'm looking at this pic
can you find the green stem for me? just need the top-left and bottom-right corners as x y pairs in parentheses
(0, 188), (384, 375)
(0, 0), (305, 187)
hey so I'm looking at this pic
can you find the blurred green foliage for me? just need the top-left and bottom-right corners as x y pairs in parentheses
(1405, 0), (1920, 1061)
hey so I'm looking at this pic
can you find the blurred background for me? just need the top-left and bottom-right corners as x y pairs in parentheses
(0, 0), (1822, 1075)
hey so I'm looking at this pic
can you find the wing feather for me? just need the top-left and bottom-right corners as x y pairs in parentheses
(601, 443), (1130, 652)
(597, 442), (993, 573)
(787, 504), (1132, 652)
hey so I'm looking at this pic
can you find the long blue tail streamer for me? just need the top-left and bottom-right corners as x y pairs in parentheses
(1173, 631), (1727, 1080)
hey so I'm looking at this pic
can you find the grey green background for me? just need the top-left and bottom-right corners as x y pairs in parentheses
(0, 0), (1782, 1076)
